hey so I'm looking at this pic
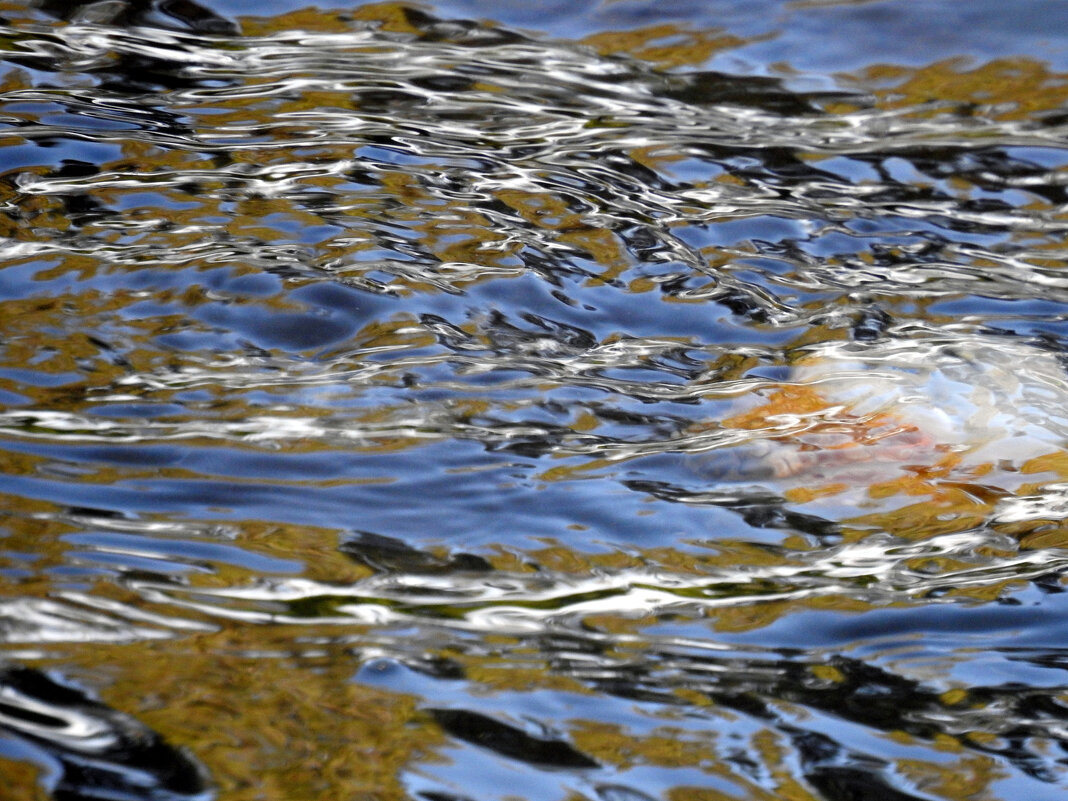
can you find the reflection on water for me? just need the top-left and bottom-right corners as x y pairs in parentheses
(2, 0), (1068, 798)
(0, 663), (210, 800)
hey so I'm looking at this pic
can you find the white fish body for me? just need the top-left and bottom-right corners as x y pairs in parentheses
(696, 337), (1068, 493)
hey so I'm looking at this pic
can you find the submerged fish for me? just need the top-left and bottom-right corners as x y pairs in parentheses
(691, 337), (1068, 498)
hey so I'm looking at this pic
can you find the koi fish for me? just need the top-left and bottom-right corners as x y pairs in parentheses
(692, 337), (1068, 495)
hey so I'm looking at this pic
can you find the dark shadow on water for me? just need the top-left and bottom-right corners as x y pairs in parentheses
(0, 664), (210, 800)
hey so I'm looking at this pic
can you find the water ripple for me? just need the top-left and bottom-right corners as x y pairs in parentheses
(3, 3), (1068, 798)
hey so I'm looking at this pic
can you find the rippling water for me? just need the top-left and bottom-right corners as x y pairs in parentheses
(2, 1), (1068, 799)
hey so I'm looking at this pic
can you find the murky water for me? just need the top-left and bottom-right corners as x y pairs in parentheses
(2, 1), (1068, 798)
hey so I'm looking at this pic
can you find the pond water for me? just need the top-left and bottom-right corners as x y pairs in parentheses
(2, 1), (1068, 799)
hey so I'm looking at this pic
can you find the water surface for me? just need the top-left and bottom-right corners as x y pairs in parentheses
(2, 1), (1068, 799)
